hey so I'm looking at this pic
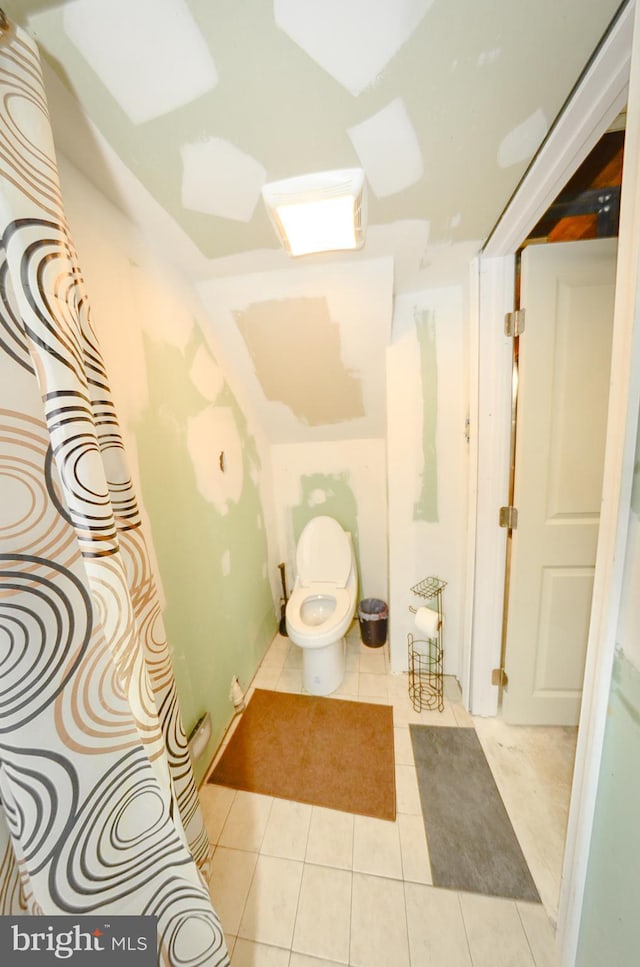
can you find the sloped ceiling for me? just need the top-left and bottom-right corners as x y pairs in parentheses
(1, 0), (625, 442)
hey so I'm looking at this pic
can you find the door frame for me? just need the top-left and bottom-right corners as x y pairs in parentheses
(503, 238), (619, 727)
(465, 0), (640, 961)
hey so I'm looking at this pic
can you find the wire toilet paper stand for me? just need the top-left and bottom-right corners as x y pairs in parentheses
(407, 576), (447, 712)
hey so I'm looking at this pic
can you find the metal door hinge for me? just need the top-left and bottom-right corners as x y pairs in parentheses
(491, 667), (509, 688)
(499, 505), (518, 529)
(504, 309), (525, 337)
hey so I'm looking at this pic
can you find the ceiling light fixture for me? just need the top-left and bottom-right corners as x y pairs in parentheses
(261, 168), (366, 256)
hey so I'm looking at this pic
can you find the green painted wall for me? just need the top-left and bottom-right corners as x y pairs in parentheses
(134, 325), (275, 783)
(292, 472), (360, 562)
(576, 648), (640, 966)
(576, 407), (640, 964)
(413, 308), (438, 523)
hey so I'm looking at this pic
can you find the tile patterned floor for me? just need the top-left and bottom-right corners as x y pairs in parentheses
(202, 628), (569, 966)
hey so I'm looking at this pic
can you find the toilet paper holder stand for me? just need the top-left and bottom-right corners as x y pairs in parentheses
(407, 576), (447, 713)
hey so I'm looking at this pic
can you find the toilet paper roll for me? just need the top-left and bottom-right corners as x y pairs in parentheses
(414, 606), (441, 638)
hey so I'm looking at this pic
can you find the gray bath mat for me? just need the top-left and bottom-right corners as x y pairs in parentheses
(409, 725), (540, 901)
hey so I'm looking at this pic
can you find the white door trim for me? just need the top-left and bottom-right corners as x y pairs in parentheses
(466, 254), (513, 717)
(461, 257), (480, 709)
(468, 1), (639, 961)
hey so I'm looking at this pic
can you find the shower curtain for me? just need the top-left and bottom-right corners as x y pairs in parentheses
(0, 17), (228, 967)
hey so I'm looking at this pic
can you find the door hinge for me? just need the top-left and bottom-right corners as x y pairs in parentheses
(504, 308), (525, 337)
(491, 667), (509, 688)
(499, 505), (518, 529)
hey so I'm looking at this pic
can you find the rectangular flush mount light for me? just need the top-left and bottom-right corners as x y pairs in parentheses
(261, 168), (366, 256)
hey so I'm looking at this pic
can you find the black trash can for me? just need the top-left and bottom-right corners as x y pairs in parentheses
(358, 598), (388, 648)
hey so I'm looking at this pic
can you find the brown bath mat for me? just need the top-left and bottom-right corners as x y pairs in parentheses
(208, 688), (396, 820)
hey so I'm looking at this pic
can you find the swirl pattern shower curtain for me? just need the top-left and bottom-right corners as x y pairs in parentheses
(0, 19), (228, 967)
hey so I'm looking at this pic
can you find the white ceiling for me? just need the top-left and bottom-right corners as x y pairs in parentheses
(2, 0), (625, 442)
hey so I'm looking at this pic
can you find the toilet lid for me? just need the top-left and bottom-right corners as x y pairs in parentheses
(296, 516), (352, 587)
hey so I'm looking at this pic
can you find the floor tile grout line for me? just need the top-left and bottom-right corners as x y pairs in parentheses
(346, 865), (353, 967)
(401, 877), (413, 966)
(226, 848), (258, 949)
(515, 901), (544, 967)
(456, 891), (477, 967)
(288, 859), (306, 960)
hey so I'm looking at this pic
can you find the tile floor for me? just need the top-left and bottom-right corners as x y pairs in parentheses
(201, 627), (570, 967)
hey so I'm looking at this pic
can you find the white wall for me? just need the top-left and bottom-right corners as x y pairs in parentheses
(387, 286), (469, 676)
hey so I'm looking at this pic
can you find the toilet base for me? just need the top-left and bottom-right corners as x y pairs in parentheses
(301, 637), (346, 696)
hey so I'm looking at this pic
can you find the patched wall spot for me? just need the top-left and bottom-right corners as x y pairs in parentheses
(221, 549), (231, 576)
(478, 48), (501, 66)
(181, 136), (266, 221)
(348, 97), (424, 198)
(308, 489), (328, 507)
(64, 0), (218, 124)
(234, 297), (364, 426)
(498, 108), (548, 168)
(275, 0), (434, 96)
(186, 405), (243, 513)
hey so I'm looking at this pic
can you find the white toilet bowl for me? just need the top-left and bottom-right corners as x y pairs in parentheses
(286, 516), (357, 695)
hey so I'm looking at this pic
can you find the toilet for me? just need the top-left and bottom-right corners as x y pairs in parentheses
(286, 515), (358, 696)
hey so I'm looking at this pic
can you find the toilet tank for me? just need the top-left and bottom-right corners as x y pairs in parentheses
(296, 516), (352, 587)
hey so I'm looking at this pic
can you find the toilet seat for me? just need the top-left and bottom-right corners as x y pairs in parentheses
(296, 516), (351, 587)
(286, 583), (353, 649)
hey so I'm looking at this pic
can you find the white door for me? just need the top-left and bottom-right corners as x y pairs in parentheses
(503, 238), (617, 725)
